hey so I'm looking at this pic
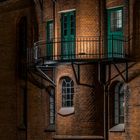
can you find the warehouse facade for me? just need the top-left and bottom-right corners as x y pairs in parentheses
(0, 0), (140, 140)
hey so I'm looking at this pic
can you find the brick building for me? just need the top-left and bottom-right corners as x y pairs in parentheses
(0, 0), (140, 140)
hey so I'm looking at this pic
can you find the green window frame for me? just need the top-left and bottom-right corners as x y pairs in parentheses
(61, 11), (76, 59)
(107, 7), (124, 58)
(46, 20), (53, 59)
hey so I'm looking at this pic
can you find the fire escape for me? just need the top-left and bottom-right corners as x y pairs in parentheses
(27, 0), (134, 140)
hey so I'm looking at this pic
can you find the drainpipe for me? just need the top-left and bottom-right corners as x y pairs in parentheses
(104, 84), (106, 140)
(101, 0), (108, 139)
(104, 83), (109, 140)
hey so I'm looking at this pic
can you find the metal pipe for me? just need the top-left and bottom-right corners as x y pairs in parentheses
(104, 84), (106, 140)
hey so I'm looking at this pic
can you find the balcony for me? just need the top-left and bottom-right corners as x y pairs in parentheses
(28, 36), (131, 65)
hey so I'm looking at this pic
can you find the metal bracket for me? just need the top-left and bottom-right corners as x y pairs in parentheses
(71, 62), (95, 88)
(71, 62), (79, 84)
(112, 62), (129, 83)
(36, 66), (56, 86)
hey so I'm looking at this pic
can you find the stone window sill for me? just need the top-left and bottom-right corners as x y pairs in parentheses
(58, 107), (74, 116)
(109, 124), (125, 132)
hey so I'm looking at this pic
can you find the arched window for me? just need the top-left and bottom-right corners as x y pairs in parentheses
(114, 83), (124, 124)
(62, 77), (74, 107)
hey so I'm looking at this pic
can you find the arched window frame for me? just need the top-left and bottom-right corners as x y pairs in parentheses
(114, 83), (125, 125)
(62, 77), (74, 107)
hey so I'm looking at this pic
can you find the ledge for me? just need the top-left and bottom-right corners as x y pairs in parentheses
(58, 107), (74, 116)
(54, 135), (104, 140)
(109, 124), (125, 132)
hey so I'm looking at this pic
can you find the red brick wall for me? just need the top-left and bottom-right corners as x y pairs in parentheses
(55, 64), (104, 137)
(0, 0), (35, 140)
(28, 0), (140, 140)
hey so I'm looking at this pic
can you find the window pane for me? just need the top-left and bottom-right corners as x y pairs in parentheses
(64, 29), (67, 36)
(71, 28), (74, 35)
(117, 10), (122, 29)
(62, 87), (67, 93)
(67, 88), (70, 94)
(64, 23), (67, 29)
(111, 9), (122, 32)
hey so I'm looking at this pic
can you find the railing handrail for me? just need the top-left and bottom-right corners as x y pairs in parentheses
(34, 35), (132, 46)
(27, 35), (132, 63)
(34, 36), (101, 46)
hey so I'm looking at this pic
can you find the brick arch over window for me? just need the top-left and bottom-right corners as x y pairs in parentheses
(109, 81), (125, 128)
(61, 76), (74, 107)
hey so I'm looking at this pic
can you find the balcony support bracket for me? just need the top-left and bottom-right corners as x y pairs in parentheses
(71, 62), (79, 84)
(71, 62), (94, 88)
(36, 66), (56, 87)
(113, 62), (127, 83)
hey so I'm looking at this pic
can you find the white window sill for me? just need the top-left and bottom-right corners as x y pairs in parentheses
(109, 124), (125, 132)
(58, 107), (74, 116)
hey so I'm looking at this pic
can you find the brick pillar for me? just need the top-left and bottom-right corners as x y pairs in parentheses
(76, 0), (100, 37)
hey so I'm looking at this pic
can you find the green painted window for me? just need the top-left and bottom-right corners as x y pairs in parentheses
(61, 11), (76, 59)
(107, 7), (124, 58)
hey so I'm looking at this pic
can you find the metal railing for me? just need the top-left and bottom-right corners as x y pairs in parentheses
(27, 36), (131, 64)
